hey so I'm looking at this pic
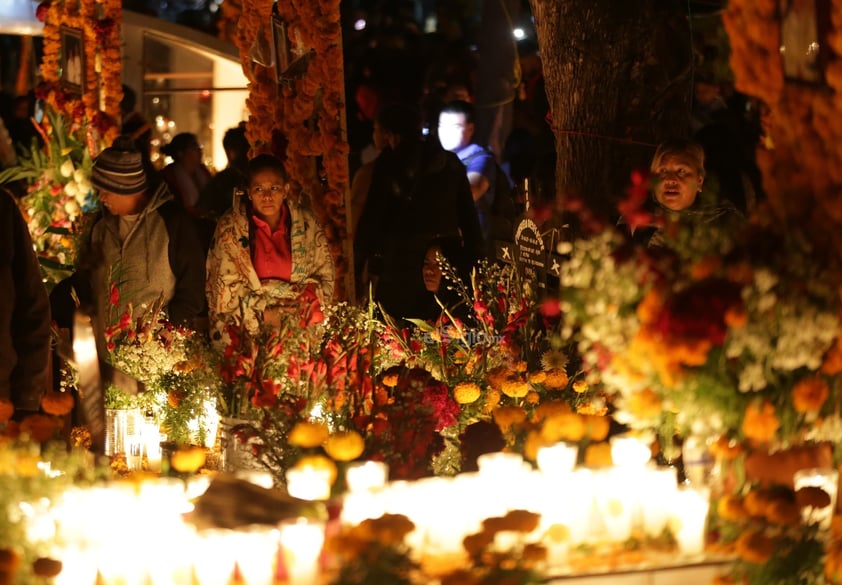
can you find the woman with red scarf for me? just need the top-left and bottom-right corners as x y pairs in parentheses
(206, 154), (335, 347)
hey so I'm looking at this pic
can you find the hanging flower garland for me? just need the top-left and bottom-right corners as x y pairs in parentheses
(36, 0), (122, 147)
(234, 0), (351, 301)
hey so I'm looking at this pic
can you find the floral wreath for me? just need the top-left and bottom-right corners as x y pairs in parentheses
(36, 0), (122, 146)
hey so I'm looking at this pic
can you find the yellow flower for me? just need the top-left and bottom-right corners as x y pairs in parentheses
(482, 388), (502, 414)
(765, 500), (800, 526)
(525, 390), (541, 405)
(382, 373), (399, 387)
(572, 380), (589, 393)
(792, 376), (830, 413)
(170, 446), (207, 473)
(324, 431), (365, 462)
(584, 415), (610, 442)
(453, 382), (482, 405)
(501, 378), (530, 398)
(288, 421), (329, 448)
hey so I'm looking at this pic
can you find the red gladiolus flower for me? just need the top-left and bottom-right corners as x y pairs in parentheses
(109, 283), (120, 306)
(540, 298), (561, 318)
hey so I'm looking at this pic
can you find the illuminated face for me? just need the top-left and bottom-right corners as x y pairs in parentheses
(652, 155), (704, 211)
(99, 189), (146, 216)
(437, 111), (472, 152)
(422, 246), (443, 292)
(248, 168), (288, 223)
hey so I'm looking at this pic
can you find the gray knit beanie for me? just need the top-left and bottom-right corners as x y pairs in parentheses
(91, 135), (147, 195)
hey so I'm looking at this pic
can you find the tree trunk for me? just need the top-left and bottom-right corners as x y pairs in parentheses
(529, 0), (693, 219)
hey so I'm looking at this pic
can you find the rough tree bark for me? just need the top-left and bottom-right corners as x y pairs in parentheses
(529, 0), (694, 218)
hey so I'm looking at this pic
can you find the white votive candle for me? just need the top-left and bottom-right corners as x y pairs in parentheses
(286, 466), (332, 501)
(671, 485), (710, 557)
(278, 518), (325, 585)
(537, 442), (578, 476)
(345, 461), (389, 493)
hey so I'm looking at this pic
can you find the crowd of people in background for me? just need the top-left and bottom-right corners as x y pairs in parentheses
(0, 3), (773, 406)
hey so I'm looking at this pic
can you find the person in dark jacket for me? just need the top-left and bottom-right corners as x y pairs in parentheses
(354, 103), (484, 322)
(77, 135), (207, 332)
(0, 187), (50, 415)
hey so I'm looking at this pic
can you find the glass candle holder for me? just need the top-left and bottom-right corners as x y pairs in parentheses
(794, 467), (839, 530)
(286, 466), (332, 501)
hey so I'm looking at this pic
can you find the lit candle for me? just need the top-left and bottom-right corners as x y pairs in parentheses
(143, 424), (162, 473)
(233, 526), (279, 585)
(345, 461), (389, 493)
(671, 485), (710, 557)
(537, 442), (578, 476)
(794, 467), (839, 530)
(286, 466), (332, 501)
(610, 435), (651, 467)
(278, 518), (325, 585)
(193, 529), (238, 585)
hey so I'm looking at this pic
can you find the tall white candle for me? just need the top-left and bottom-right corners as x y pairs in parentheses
(278, 518), (325, 585)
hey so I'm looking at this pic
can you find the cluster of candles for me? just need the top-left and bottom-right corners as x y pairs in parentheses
(18, 436), (721, 585)
(337, 436), (712, 567)
(26, 474), (326, 585)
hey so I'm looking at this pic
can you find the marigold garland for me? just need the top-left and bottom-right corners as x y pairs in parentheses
(234, 0), (351, 301)
(37, 0), (122, 148)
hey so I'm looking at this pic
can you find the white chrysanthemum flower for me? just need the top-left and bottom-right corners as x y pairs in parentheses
(73, 168), (87, 183)
(738, 362), (766, 393)
(64, 181), (79, 197)
(64, 200), (80, 220)
(60, 158), (75, 178)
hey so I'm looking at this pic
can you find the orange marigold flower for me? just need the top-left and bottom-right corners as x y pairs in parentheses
(724, 306), (748, 329)
(486, 366), (512, 390)
(636, 286), (664, 325)
(381, 373), (399, 387)
(765, 500), (800, 526)
(492, 405), (527, 431)
(543, 369), (569, 390)
(501, 378), (530, 398)
(525, 390), (541, 405)
(542, 413), (585, 443)
(743, 488), (776, 518)
(584, 415), (610, 442)
(735, 529), (775, 564)
(709, 435), (744, 461)
(483, 388), (502, 414)
(523, 430), (545, 462)
(742, 400), (779, 444)
(288, 421), (329, 448)
(627, 389), (662, 420)
(822, 340), (842, 375)
(324, 431), (365, 462)
(792, 376), (830, 413)
(453, 382), (482, 405)
(512, 360), (528, 373)
(528, 371), (547, 385)
(717, 494), (748, 522)
(572, 380), (589, 393)
(584, 442), (613, 468)
(690, 254), (721, 280)
(533, 400), (572, 421)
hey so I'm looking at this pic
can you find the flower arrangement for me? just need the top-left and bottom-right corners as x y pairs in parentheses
(559, 181), (842, 584)
(0, 108), (97, 284)
(104, 287), (221, 446)
(559, 197), (842, 449)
